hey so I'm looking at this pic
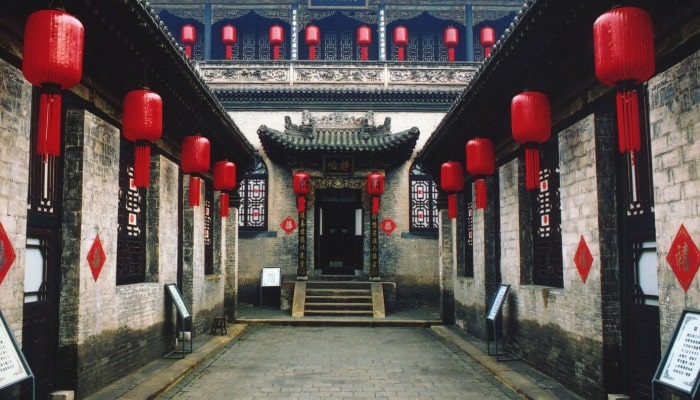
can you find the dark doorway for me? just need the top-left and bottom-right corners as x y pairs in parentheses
(315, 189), (363, 275)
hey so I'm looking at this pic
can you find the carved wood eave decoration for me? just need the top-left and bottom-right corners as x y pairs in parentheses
(258, 111), (419, 168)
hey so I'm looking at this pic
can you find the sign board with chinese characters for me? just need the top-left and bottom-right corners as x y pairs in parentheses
(653, 309), (700, 398)
(0, 310), (33, 392)
(261, 267), (281, 287)
(166, 284), (191, 319)
(323, 155), (354, 175)
(308, 0), (368, 9)
(486, 284), (510, 321)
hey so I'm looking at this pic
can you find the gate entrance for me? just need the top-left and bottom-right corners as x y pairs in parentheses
(315, 189), (363, 275)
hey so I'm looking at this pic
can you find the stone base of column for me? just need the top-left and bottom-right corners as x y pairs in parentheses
(369, 276), (381, 282)
(296, 275), (308, 281)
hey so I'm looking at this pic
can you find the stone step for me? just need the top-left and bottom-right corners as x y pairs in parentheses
(305, 302), (373, 310)
(304, 309), (375, 316)
(306, 295), (372, 303)
(306, 288), (370, 296)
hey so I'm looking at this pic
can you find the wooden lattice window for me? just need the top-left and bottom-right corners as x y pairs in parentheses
(117, 142), (146, 285)
(238, 161), (268, 231)
(409, 166), (439, 232)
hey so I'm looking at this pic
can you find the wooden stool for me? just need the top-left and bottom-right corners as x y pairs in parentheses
(209, 313), (227, 335)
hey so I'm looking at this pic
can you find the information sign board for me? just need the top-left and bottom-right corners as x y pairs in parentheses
(0, 310), (32, 392)
(654, 309), (700, 398)
(487, 284), (510, 321)
(166, 284), (191, 319)
(261, 267), (281, 287)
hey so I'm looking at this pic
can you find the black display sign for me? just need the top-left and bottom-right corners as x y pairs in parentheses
(308, 0), (368, 9)
(323, 155), (354, 175)
(653, 309), (700, 398)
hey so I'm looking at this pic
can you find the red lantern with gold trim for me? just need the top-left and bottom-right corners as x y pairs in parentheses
(393, 25), (408, 61)
(23, 8), (84, 158)
(443, 26), (458, 62)
(441, 161), (463, 219)
(293, 171), (311, 213)
(214, 160), (236, 217)
(181, 24), (196, 58)
(466, 138), (494, 209)
(357, 25), (372, 61)
(269, 25), (284, 60)
(123, 88), (163, 188)
(480, 26), (496, 57)
(366, 172), (384, 214)
(593, 6), (655, 154)
(305, 25), (320, 61)
(222, 24), (237, 60)
(181, 135), (210, 207)
(511, 91), (551, 191)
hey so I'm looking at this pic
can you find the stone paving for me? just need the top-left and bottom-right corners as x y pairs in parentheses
(158, 326), (524, 400)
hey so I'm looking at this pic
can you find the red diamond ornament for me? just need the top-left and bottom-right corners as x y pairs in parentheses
(574, 236), (593, 283)
(87, 235), (106, 282)
(0, 222), (17, 285)
(666, 224), (700, 292)
(380, 217), (397, 236)
(280, 216), (298, 235)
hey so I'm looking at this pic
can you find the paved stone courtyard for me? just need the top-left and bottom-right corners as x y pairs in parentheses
(158, 326), (524, 400)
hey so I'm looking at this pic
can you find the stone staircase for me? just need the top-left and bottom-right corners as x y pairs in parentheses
(292, 280), (385, 318)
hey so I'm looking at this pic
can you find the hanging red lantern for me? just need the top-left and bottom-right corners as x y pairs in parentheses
(181, 24), (196, 58)
(222, 24), (237, 60)
(269, 25), (284, 60)
(393, 26), (408, 61)
(214, 160), (236, 217)
(357, 25), (372, 61)
(511, 91), (551, 191)
(366, 172), (384, 214)
(593, 7), (655, 154)
(466, 138), (495, 209)
(122, 88), (163, 188)
(292, 171), (311, 213)
(22, 9), (84, 158)
(480, 26), (496, 57)
(441, 161), (463, 219)
(443, 26), (458, 62)
(181, 135), (210, 207)
(305, 24), (320, 61)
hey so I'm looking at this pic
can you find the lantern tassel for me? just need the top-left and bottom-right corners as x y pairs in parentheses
(189, 176), (200, 207)
(616, 88), (641, 153)
(297, 196), (306, 214)
(133, 144), (151, 188)
(447, 48), (455, 62)
(525, 146), (541, 191)
(447, 194), (457, 219)
(398, 47), (405, 61)
(309, 46), (316, 61)
(475, 179), (487, 209)
(361, 47), (368, 61)
(273, 46), (280, 60)
(220, 192), (230, 217)
(225, 45), (233, 60)
(372, 196), (380, 214)
(38, 89), (62, 158)
(185, 45), (192, 58)
(484, 47), (492, 58)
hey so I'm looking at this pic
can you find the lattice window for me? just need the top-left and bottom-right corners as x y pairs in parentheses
(204, 180), (214, 275)
(409, 166), (439, 232)
(238, 161), (268, 231)
(117, 142), (146, 285)
(531, 139), (563, 287)
(464, 188), (474, 277)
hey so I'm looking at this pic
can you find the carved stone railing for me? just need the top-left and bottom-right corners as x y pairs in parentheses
(197, 61), (479, 89)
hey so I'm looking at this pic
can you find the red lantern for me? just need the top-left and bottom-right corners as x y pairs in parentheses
(443, 26), (458, 62)
(22, 9), (84, 158)
(214, 160), (236, 217)
(480, 26), (496, 57)
(366, 172), (384, 214)
(357, 25), (372, 61)
(594, 7), (655, 154)
(292, 171), (311, 213)
(441, 161), (463, 219)
(222, 24), (237, 60)
(511, 91), (551, 190)
(305, 25), (320, 61)
(466, 138), (495, 209)
(393, 26), (408, 61)
(122, 89), (163, 188)
(181, 24), (196, 58)
(181, 135), (210, 207)
(269, 25), (284, 60)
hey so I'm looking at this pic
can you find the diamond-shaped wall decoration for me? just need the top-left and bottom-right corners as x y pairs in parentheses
(666, 224), (700, 292)
(574, 236), (593, 283)
(380, 217), (397, 236)
(280, 216), (297, 235)
(87, 235), (106, 282)
(0, 222), (17, 285)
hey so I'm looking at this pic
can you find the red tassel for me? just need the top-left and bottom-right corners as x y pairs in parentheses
(220, 193), (229, 217)
(225, 45), (232, 60)
(398, 47), (405, 61)
(133, 144), (150, 188)
(273, 46), (280, 60)
(484, 47), (492, 58)
(616, 89), (641, 153)
(297, 196), (306, 213)
(475, 179), (487, 209)
(185, 45), (192, 58)
(447, 48), (455, 62)
(189, 176), (200, 207)
(309, 46), (316, 61)
(372, 196), (380, 214)
(38, 91), (62, 157)
(447, 194), (457, 219)
(361, 47), (368, 61)
(525, 146), (541, 191)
